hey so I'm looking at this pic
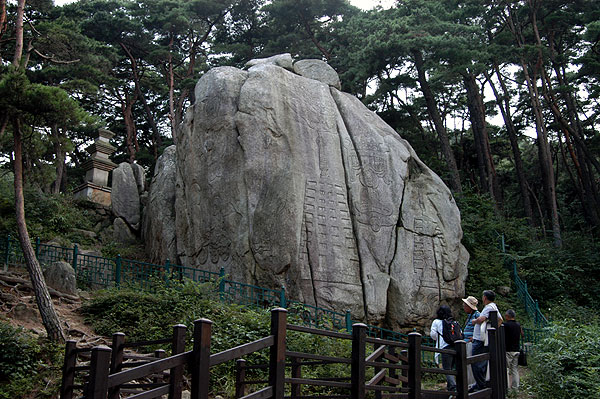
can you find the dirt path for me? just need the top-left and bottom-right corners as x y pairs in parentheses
(1, 267), (105, 346)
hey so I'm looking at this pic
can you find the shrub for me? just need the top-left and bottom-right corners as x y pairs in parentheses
(0, 321), (62, 399)
(82, 280), (354, 396)
(524, 320), (600, 399)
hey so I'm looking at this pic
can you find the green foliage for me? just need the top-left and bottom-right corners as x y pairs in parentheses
(0, 173), (94, 240)
(0, 320), (63, 399)
(524, 320), (600, 399)
(82, 280), (354, 396)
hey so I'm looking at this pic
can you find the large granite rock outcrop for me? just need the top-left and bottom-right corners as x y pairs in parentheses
(144, 56), (469, 329)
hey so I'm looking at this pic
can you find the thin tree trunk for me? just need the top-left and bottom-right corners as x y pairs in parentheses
(485, 66), (534, 223)
(51, 125), (65, 194)
(463, 72), (500, 206)
(12, 0), (25, 67)
(13, 118), (65, 342)
(412, 49), (462, 194)
(505, 1), (561, 246)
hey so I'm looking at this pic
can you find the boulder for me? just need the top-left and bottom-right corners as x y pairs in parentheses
(245, 53), (294, 71)
(112, 162), (140, 230)
(144, 57), (469, 329)
(113, 217), (137, 245)
(142, 145), (178, 263)
(131, 162), (146, 193)
(293, 59), (341, 89)
(43, 261), (78, 296)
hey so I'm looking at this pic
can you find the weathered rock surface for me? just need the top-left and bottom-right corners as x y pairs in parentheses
(145, 57), (469, 329)
(113, 217), (137, 245)
(43, 261), (77, 296)
(112, 163), (140, 230)
(293, 59), (341, 89)
(130, 162), (146, 193)
(143, 145), (177, 263)
(245, 53), (294, 71)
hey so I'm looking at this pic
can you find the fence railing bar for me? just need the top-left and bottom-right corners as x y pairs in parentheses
(123, 384), (170, 399)
(364, 361), (409, 371)
(240, 386), (273, 399)
(285, 351), (352, 365)
(107, 352), (190, 388)
(285, 378), (352, 389)
(365, 345), (387, 362)
(287, 324), (352, 340)
(366, 368), (387, 386)
(209, 336), (275, 367)
(365, 337), (411, 347)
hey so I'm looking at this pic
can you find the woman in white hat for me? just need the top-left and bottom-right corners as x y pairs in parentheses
(462, 296), (480, 387)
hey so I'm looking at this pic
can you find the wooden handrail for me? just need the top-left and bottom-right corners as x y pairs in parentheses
(286, 350), (352, 364)
(210, 336), (274, 367)
(107, 351), (190, 388)
(288, 324), (352, 340)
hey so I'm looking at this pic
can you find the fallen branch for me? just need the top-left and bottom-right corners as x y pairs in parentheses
(0, 272), (80, 301)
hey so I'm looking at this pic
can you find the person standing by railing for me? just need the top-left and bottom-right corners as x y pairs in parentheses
(430, 305), (457, 394)
(503, 309), (524, 394)
(462, 296), (480, 386)
(470, 290), (503, 392)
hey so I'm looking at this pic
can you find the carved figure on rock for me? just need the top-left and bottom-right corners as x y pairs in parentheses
(144, 55), (469, 329)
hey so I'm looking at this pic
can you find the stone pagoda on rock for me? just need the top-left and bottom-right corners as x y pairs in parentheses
(74, 128), (117, 206)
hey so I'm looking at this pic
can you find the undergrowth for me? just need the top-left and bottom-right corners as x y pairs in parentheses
(82, 279), (354, 396)
(0, 320), (63, 399)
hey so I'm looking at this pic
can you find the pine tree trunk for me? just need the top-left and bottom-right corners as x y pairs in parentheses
(412, 49), (462, 194)
(13, 118), (65, 342)
(486, 66), (534, 224)
(464, 73), (500, 206)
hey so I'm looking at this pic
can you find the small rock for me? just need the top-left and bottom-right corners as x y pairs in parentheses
(44, 261), (78, 296)
(245, 53), (294, 71)
(293, 59), (341, 89)
(12, 303), (40, 323)
(72, 228), (97, 240)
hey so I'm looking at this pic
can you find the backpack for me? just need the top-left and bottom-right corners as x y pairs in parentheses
(442, 318), (463, 346)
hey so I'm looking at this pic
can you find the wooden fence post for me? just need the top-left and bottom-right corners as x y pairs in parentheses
(454, 340), (469, 399)
(498, 324), (508, 398)
(169, 324), (187, 399)
(235, 359), (246, 398)
(351, 323), (367, 399)
(290, 356), (302, 399)
(87, 345), (112, 399)
(108, 332), (125, 399)
(374, 342), (382, 399)
(191, 319), (212, 399)
(388, 346), (398, 391)
(407, 332), (422, 399)
(60, 340), (77, 399)
(401, 349), (408, 389)
(488, 328), (500, 399)
(270, 308), (287, 399)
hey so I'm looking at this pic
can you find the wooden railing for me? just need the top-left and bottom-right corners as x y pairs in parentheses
(63, 309), (508, 399)
(60, 325), (187, 399)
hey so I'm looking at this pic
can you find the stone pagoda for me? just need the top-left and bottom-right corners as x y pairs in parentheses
(74, 128), (117, 206)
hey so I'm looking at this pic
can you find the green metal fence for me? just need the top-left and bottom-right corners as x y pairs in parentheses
(1, 234), (435, 351)
(499, 234), (550, 350)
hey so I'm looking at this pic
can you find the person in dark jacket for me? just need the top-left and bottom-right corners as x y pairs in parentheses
(503, 309), (524, 393)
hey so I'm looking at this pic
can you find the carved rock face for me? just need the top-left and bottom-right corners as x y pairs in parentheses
(112, 162), (140, 230)
(144, 58), (469, 329)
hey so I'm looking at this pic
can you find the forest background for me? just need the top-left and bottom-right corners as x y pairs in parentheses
(1, 0), (600, 397)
